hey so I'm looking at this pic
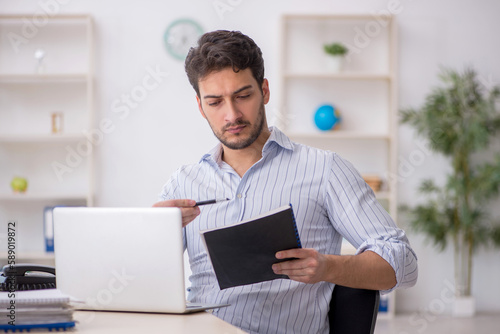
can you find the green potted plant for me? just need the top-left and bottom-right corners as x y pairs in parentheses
(400, 67), (500, 316)
(323, 42), (348, 72)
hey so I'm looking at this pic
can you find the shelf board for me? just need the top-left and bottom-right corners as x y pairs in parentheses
(0, 14), (91, 21)
(0, 73), (89, 83)
(284, 72), (392, 81)
(0, 133), (86, 144)
(283, 13), (394, 21)
(377, 310), (395, 320)
(288, 131), (391, 140)
(374, 191), (391, 200)
(0, 193), (88, 201)
(0, 251), (55, 261)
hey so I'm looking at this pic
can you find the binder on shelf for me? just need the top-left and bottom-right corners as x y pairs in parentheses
(43, 206), (56, 253)
(200, 204), (302, 290)
(379, 293), (389, 313)
(44, 205), (86, 252)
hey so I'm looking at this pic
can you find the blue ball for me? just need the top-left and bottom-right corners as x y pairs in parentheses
(314, 105), (339, 131)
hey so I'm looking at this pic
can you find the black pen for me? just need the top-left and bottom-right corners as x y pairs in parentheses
(195, 198), (230, 206)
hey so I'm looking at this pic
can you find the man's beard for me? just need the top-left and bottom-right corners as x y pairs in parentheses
(208, 102), (266, 150)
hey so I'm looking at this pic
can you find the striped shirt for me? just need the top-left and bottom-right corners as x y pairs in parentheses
(159, 126), (418, 334)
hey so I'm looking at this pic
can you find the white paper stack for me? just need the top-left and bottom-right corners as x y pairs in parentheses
(0, 289), (75, 331)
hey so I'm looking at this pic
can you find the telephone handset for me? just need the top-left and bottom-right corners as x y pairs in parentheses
(0, 264), (56, 291)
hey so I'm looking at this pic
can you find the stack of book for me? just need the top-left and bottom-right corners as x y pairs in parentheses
(0, 289), (75, 332)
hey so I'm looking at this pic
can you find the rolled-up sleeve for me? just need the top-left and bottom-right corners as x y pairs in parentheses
(325, 153), (418, 293)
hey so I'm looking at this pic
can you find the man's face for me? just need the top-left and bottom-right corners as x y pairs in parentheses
(196, 68), (270, 150)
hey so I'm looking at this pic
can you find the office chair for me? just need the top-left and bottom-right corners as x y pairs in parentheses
(329, 284), (380, 334)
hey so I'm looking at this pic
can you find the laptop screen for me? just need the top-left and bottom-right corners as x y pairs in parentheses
(53, 207), (189, 313)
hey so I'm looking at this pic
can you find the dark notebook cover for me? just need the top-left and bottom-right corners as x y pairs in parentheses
(200, 204), (302, 290)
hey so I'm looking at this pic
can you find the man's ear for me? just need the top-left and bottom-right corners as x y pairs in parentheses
(262, 79), (270, 105)
(196, 95), (207, 119)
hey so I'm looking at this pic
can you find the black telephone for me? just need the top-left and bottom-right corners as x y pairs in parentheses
(0, 264), (56, 291)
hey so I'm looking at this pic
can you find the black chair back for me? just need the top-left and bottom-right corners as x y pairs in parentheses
(329, 285), (380, 334)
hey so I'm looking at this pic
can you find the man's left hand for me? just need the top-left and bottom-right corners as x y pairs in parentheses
(272, 248), (330, 284)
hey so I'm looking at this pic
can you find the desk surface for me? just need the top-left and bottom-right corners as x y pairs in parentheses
(73, 310), (247, 334)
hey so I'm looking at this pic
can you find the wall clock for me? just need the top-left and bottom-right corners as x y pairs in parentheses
(164, 18), (204, 61)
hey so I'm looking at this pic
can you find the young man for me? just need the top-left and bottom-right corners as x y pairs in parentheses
(154, 30), (417, 334)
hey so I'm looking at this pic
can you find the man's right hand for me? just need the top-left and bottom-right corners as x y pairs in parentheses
(152, 199), (200, 227)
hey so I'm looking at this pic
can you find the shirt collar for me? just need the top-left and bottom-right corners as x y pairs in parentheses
(200, 143), (224, 166)
(263, 126), (294, 153)
(200, 126), (294, 166)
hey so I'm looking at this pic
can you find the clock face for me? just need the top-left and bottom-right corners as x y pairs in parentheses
(164, 18), (204, 61)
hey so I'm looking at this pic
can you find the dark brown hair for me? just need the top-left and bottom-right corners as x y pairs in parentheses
(184, 30), (265, 97)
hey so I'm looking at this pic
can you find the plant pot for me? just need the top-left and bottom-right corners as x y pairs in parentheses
(453, 296), (475, 317)
(326, 55), (345, 72)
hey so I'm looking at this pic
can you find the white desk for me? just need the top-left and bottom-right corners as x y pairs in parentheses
(73, 310), (248, 334)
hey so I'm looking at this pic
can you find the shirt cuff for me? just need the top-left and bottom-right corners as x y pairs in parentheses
(356, 238), (418, 294)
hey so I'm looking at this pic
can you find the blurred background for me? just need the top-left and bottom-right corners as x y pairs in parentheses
(1, 0), (499, 320)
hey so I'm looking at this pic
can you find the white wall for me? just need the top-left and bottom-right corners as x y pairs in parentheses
(2, 0), (499, 315)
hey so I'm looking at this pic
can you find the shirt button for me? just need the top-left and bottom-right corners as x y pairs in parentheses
(237, 194), (242, 198)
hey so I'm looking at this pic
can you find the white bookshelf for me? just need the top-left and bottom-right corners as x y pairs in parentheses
(280, 14), (398, 318)
(0, 73), (88, 83)
(288, 131), (391, 140)
(0, 251), (55, 261)
(0, 15), (94, 258)
(0, 193), (88, 201)
(0, 251), (55, 268)
(284, 73), (392, 81)
(0, 134), (86, 143)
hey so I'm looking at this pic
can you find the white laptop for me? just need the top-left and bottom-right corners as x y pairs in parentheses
(53, 207), (228, 314)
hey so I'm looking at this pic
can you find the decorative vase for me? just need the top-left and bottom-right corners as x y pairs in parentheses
(453, 232), (475, 317)
(453, 296), (475, 317)
(326, 55), (345, 72)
